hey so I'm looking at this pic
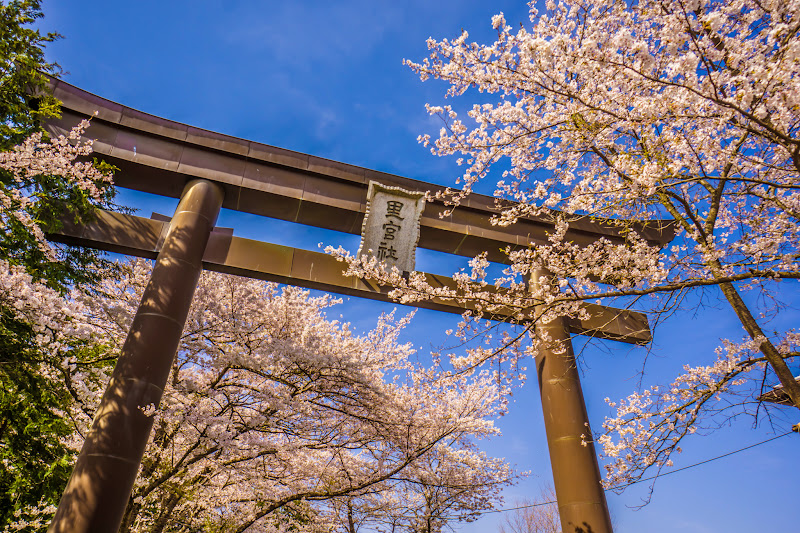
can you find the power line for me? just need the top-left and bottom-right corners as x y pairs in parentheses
(608, 431), (793, 492)
(473, 431), (795, 516)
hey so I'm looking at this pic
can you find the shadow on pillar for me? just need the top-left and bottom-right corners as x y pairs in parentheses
(49, 180), (224, 533)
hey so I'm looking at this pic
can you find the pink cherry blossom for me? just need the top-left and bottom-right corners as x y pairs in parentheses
(330, 0), (800, 491)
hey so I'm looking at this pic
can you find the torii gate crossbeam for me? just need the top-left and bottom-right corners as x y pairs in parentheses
(44, 79), (674, 533)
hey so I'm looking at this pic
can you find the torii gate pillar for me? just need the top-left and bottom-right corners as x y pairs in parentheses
(532, 269), (613, 533)
(49, 179), (224, 533)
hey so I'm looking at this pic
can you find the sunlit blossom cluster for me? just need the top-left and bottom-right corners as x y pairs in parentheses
(4, 504), (57, 532)
(0, 260), (86, 345)
(599, 346), (753, 490)
(0, 120), (112, 260)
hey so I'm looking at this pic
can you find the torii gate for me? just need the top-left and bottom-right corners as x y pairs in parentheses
(44, 79), (673, 533)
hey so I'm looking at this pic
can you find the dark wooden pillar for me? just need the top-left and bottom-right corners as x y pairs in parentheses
(49, 179), (224, 533)
(531, 269), (613, 533)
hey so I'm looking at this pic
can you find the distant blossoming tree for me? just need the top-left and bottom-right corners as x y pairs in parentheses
(72, 260), (514, 533)
(330, 0), (800, 493)
(498, 485), (560, 533)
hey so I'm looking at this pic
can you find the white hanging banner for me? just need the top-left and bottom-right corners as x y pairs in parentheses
(358, 181), (426, 272)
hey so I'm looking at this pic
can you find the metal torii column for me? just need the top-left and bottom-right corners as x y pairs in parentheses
(49, 179), (224, 533)
(532, 269), (613, 533)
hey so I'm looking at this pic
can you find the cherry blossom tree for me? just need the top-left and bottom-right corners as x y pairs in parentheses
(70, 259), (514, 533)
(330, 0), (800, 493)
(328, 444), (513, 533)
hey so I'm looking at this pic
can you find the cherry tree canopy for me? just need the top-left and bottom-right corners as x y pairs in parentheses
(69, 260), (514, 533)
(330, 0), (800, 491)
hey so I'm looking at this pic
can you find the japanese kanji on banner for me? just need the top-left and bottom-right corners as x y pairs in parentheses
(358, 181), (426, 272)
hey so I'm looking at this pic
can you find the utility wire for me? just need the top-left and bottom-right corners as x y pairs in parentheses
(472, 431), (795, 516)
(608, 431), (792, 492)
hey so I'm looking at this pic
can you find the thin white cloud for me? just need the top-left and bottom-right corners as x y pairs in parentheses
(218, 1), (403, 67)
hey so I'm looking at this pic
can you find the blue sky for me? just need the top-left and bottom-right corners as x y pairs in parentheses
(40, 1), (799, 532)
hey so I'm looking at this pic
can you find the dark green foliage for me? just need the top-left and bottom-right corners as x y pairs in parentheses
(0, 309), (71, 525)
(0, 0), (60, 148)
(0, 1), (118, 292)
(0, 305), (114, 527)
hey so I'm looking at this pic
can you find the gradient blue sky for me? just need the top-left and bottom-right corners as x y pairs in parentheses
(39, 2), (799, 532)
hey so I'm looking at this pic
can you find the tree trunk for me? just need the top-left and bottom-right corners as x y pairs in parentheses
(347, 500), (356, 533)
(717, 280), (800, 410)
(118, 497), (140, 533)
(151, 490), (183, 533)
